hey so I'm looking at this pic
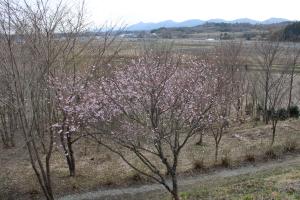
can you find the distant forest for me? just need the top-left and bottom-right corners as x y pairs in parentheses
(280, 21), (300, 41)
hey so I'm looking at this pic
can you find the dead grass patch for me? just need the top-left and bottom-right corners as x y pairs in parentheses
(1, 120), (300, 199)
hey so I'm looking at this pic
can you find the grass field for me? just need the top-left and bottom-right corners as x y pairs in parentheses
(177, 160), (300, 200)
(1, 118), (300, 200)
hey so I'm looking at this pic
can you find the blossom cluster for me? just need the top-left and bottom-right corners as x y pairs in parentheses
(51, 53), (229, 142)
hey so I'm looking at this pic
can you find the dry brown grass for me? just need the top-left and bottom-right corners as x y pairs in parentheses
(1, 119), (300, 199)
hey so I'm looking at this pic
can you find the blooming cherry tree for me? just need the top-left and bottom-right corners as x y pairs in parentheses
(100, 52), (229, 200)
(53, 51), (229, 200)
(50, 68), (102, 176)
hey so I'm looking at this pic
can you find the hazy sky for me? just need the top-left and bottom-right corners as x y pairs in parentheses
(85, 0), (300, 26)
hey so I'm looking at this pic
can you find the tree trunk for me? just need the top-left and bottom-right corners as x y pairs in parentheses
(287, 71), (294, 114)
(196, 131), (203, 145)
(8, 112), (15, 147)
(271, 129), (275, 146)
(271, 119), (277, 146)
(67, 134), (76, 176)
(264, 75), (269, 124)
(236, 98), (241, 121)
(0, 111), (15, 148)
(25, 131), (54, 200)
(0, 131), (8, 148)
(171, 173), (180, 200)
(171, 192), (180, 200)
(60, 131), (76, 177)
(215, 143), (219, 164)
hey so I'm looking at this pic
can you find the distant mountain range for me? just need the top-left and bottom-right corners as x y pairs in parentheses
(127, 18), (290, 31)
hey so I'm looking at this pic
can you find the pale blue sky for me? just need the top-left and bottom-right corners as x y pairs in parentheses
(86, 0), (300, 26)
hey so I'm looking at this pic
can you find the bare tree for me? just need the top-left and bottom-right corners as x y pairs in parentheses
(268, 73), (288, 146)
(0, 78), (17, 148)
(0, 0), (112, 198)
(0, 1), (56, 198)
(207, 79), (232, 163)
(247, 72), (263, 120)
(286, 42), (300, 112)
(215, 40), (247, 121)
(255, 40), (283, 124)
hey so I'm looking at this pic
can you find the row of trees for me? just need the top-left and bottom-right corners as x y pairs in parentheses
(252, 41), (300, 145)
(0, 0), (120, 199)
(0, 1), (300, 200)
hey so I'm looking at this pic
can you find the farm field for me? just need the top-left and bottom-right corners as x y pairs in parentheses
(120, 39), (300, 72)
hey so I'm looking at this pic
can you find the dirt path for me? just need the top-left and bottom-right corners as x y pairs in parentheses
(58, 154), (300, 200)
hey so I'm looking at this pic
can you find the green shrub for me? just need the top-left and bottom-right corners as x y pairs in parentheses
(277, 108), (289, 120)
(180, 192), (191, 200)
(281, 21), (300, 41)
(288, 105), (299, 118)
(268, 108), (288, 121)
(242, 194), (254, 200)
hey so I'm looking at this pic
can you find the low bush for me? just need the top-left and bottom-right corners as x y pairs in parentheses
(244, 153), (256, 163)
(288, 105), (299, 118)
(245, 145), (257, 163)
(245, 103), (253, 115)
(193, 159), (206, 171)
(126, 172), (144, 183)
(180, 192), (191, 200)
(264, 146), (280, 160)
(220, 151), (232, 168)
(283, 138), (297, 152)
(277, 108), (289, 120)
